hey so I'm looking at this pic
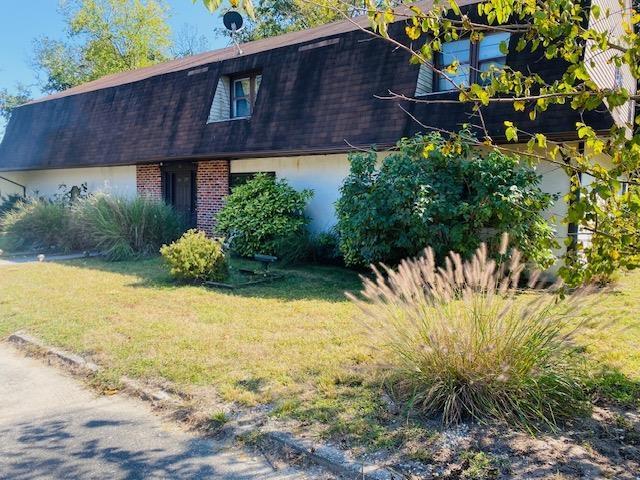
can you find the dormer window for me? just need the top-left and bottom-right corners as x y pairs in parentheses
(207, 72), (262, 123)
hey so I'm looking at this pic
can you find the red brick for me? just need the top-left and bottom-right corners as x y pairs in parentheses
(196, 160), (230, 234)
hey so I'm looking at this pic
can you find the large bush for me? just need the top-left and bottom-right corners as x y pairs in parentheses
(0, 198), (88, 251)
(160, 229), (228, 282)
(336, 133), (557, 268)
(75, 194), (185, 261)
(216, 174), (313, 257)
(349, 239), (592, 428)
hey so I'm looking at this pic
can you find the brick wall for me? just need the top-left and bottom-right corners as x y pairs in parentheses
(196, 160), (230, 234)
(136, 164), (162, 201)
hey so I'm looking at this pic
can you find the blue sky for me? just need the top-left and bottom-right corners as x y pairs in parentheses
(0, 0), (230, 98)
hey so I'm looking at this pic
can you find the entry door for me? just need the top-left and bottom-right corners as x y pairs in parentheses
(162, 164), (196, 227)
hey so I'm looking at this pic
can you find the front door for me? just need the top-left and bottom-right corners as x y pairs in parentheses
(162, 163), (196, 227)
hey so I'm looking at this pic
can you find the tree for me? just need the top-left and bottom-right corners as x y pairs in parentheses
(33, 0), (172, 93)
(0, 85), (32, 140)
(234, 0), (356, 42)
(342, 0), (639, 285)
(0, 85), (31, 123)
(197, 0), (356, 42)
(171, 24), (210, 58)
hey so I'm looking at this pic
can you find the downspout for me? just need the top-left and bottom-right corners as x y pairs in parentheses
(0, 175), (27, 197)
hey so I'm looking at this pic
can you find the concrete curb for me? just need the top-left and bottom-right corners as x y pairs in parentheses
(9, 332), (100, 373)
(6, 331), (401, 480)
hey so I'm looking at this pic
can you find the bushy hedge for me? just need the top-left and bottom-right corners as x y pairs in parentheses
(336, 133), (557, 268)
(216, 174), (313, 257)
(160, 229), (228, 281)
(0, 194), (185, 260)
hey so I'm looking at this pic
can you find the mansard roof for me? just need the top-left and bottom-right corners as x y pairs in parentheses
(0, 0), (613, 172)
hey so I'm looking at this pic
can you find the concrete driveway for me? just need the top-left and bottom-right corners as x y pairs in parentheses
(0, 343), (321, 479)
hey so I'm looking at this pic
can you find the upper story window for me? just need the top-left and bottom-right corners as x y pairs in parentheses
(477, 32), (510, 84)
(438, 39), (471, 91)
(232, 74), (261, 118)
(207, 72), (262, 123)
(415, 32), (510, 96)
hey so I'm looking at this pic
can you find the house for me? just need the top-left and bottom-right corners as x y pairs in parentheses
(0, 0), (634, 255)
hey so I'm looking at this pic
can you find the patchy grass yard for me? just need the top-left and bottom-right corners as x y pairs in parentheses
(0, 258), (373, 403)
(1, 256), (639, 470)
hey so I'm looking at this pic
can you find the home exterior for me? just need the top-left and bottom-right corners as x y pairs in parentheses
(0, 0), (634, 252)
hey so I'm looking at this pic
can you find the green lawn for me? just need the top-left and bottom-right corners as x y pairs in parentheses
(1, 257), (639, 444)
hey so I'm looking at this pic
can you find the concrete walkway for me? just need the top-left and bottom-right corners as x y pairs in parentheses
(0, 252), (91, 267)
(0, 343), (319, 479)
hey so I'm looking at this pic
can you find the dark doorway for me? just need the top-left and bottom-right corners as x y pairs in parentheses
(162, 162), (197, 227)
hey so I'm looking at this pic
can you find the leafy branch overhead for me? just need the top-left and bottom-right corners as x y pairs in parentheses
(358, 0), (640, 285)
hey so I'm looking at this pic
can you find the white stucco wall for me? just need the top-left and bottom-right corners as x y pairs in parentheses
(0, 166), (137, 199)
(231, 154), (352, 233)
(231, 153), (573, 248)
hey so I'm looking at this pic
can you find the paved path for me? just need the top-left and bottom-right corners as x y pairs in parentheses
(0, 343), (317, 479)
(0, 252), (90, 267)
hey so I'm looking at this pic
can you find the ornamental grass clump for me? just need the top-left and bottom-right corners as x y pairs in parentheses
(348, 237), (596, 429)
(75, 194), (184, 261)
(0, 198), (88, 251)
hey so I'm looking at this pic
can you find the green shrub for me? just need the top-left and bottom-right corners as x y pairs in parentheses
(216, 173), (313, 257)
(0, 198), (87, 251)
(336, 132), (557, 268)
(75, 194), (184, 261)
(348, 238), (593, 429)
(160, 229), (228, 282)
(309, 231), (343, 265)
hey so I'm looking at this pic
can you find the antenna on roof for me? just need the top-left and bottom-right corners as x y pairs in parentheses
(223, 10), (245, 56)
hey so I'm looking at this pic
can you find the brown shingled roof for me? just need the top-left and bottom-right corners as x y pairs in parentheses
(27, 0), (478, 104)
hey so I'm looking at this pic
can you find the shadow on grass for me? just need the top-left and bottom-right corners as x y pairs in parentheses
(52, 255), (364, 303)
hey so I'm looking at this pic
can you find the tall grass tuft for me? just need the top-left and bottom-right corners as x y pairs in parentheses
(75, 194), (185, 261)
(1, 198), (88, 251)
(348, 237), (597, 429)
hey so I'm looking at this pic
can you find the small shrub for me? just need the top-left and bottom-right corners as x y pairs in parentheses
(0, 198), (87, 251)
(216, 174), (313, 257)
(348, 236), (595, 429)
(160, 229), (228, 282)
(76, 194), (184, 261)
